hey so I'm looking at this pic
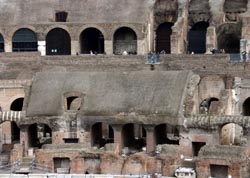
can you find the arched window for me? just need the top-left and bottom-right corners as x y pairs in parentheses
(12, 28), (37, 52)
(80, 28), (104, 54)
(200, 98), (220, 115)
(64, 92), (82, 111)
(46, 28), (71, 55)
(156, 22), (174, 53)
(217, 23), (240, 53)
(0, 33), (4, 52)
(10, 98), (24, 111)
(113, 27), (137, 55)
(188, 21), (209, 54)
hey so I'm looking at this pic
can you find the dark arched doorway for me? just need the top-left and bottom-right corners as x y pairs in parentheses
(0, 33), (4, 52)
(217, 23), (241, 53)
(12, 28), (37, 52)
(80, 28), (104, 54)
(243, 97), (250, 116)
(156, 22), (174, 53)
(154, 124), (179, 145)
(188, 21), (209, 54)
(10, 98), (24, 111)
(46, 28), (71, 55)
(91, 122), (114, 148)
(113, 27), (137, 55)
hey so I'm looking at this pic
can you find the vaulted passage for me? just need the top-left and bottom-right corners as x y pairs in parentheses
(80, 28), (104, 54)
(154, 124), (179, 145)
(188, 21), (209, 54)
(46, 28), (71, 55)
(12, 28), (37, 52)
(121, 124), (146, 152)
(0, 33), (4, 52)
(10, 98), (24, 111)
(91, 123), (114, 148)
(156, 22), (174, 53)
(113, 27), (137, 55)
(217, 23), (241, 53)
(243, 97), (250, 116)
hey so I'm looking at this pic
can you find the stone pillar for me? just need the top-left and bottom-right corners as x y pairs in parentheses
(4, 38), (12, 52)
(209, 0), (225, 24)
(206, 26), (217, 52)
(144, 125), (155, 153)
(38, 41), (46, 56)
(20, 126), (29, 157)
(112, 125), (122, 154)
(71, 40), (79, 55)
(137, 40), (146, 55)
(104, 40), (113, 55)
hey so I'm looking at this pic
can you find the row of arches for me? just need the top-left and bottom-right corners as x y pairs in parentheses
(156, 21), (240, 54)
(91, 122), (179, 153)
(0, 27), (138, 55)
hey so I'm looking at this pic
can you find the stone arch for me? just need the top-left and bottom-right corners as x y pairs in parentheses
(12, 28), (38, 52)
(46, 28), (71, 55)
(217, 23), (241, 53)
(10, 97), (24, 111)
(77, 25), (107, 41)
(0, 33), (4, 52)
(242, 97), (250, 116)
(188, 21), (209, 54)
(113, 27), (137, 55)
(220, 123), (244, 145)
(223, 0), (248, 21)
(155, 22), (174, 53)
(91, 122), (114, 148)
(80, 28), (104, 54)
(199, 97), (220, 115)
(154, 124), (179, 145)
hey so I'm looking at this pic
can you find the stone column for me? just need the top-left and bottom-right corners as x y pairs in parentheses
(104, 40), (113, 55)
(38, 41), (46, 56)
(20, 126), (29, 157)
(206, 26), (217, 52)
(144, 125), (155, 153)
(71, 40), (79, 55)
(112, 125), (122, 154)
(4, 38), (12, 52)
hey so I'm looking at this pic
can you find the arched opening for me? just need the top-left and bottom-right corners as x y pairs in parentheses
(154, 124), (179, 145)
(91, 123), (114, 148)
(46, 28), (71, 55)
(11, 122), (20, 143)
(220, 123), (244, 145)
(243, 97), (250, 116)
(0, 33), (4, 52)
(113, 27), (137, 55)
(121, 124), (146, 153)
(66, 96), (81, 111)
(188, 21), (209, 54)
(37, 124), (52, 146)
(28, 123), (38, 148)
(12, 28), (37, 52)
(156, 22), (174, 54)
(80, 28), (104, 54)
(200, 98), (220, 115)
(10, 98), (24, 111)
(28, 123), (52, 148)
(217, 23), (241, 53)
